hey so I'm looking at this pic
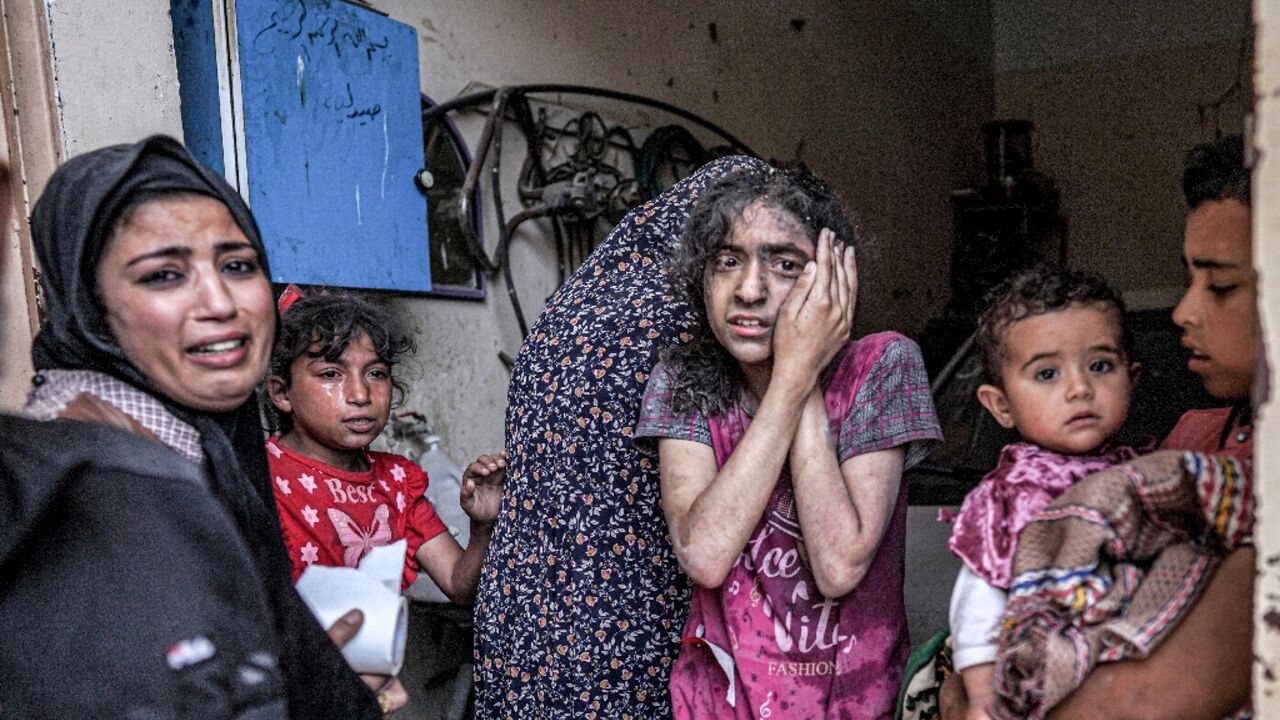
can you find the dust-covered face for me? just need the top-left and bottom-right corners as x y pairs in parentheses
(703, 201), (815, 378)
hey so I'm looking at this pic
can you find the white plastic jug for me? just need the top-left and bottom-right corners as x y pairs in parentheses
(404, 435), (473, 604)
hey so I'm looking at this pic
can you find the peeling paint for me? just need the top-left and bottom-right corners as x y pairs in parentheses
(381, 113), (389, 199)
(296, 54), (306, 106)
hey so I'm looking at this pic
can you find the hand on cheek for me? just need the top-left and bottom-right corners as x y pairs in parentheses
(772, 229), (852, 388)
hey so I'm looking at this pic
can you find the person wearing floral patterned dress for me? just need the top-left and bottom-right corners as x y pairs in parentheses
(473, 156), (772, 719)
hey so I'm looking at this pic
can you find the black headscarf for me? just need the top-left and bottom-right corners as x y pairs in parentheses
(29, 136), (378, 718)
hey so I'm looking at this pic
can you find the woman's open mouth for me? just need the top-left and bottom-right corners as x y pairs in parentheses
(1187, 353), (1211, 373)
(186, 337), (249, 367)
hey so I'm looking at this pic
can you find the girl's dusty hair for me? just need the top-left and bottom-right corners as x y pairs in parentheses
(976, 263), (1131, 386)
(664, 165), (858, 416)
(263, 291), (416, 433)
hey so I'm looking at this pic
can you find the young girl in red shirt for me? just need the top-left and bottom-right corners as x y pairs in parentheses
(265, 290), (503, 599)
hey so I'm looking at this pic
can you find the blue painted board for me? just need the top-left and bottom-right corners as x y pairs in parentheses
(235, 0), (431, 291)
(171, 0), (226, 176)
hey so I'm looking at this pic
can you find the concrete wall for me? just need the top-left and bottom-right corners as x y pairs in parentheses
(45, 0), (185, 156)
(1251, 1), (1279, 704)
(992, 0), (1251, 295)
(16, 0), (1280, 711)
(376, 0), (994, 464)
(0, 140), (29, 412)
(992, 0), (1248, 74)
(2, 0), (995, 462)
(2, 4), (992, 682)
(374, 4), (994, 661)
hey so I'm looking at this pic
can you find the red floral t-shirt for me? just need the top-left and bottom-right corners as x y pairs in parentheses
(267, 437), (448, 590)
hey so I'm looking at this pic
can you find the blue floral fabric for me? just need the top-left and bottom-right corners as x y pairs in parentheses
(474, 156), (773, 719)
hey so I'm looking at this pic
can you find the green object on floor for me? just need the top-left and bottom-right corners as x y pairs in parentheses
(896, 629), (953, 720)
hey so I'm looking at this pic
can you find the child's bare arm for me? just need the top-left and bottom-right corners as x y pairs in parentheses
(959, 663), (996, 720)
(659, 239), (834, 588)
(659, 386), (810, 589)
(414, 453), (505, 604)
(789, 398), (903, 597)
(415, 533), (469, 603)
(660, 231), (856, 590)
(778, 226), (883, 597)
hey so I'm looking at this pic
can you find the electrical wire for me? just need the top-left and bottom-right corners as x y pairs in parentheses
(423, 83), (757, 354)
(422, 83), (754, 155)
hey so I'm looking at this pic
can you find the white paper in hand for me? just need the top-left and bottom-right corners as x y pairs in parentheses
(295, 540), (409, 675)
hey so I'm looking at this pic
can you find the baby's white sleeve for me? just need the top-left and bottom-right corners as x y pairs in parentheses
(949, 565), (1007, 671)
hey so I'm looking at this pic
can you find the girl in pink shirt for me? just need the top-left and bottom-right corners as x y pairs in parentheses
(637, 167), (941, 719)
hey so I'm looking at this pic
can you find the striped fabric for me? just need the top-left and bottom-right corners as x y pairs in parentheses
(992, 450), (1253, 720)
(1190, 451), (1253, 548)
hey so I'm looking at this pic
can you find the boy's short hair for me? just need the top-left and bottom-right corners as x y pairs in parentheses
(1183, 134), (1249, 209)
(264, 291), (416, 434)
(976, 264), (1130, 386)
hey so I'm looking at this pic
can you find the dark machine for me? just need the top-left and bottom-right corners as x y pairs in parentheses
(921, 120), (1067, 375)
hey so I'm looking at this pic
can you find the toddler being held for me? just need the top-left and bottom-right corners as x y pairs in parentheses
(264, 290), (503, 601)
(947, 265), (1144, 720)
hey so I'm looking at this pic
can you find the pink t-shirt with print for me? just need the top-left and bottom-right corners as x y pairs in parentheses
(637, 333), (942, 719)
